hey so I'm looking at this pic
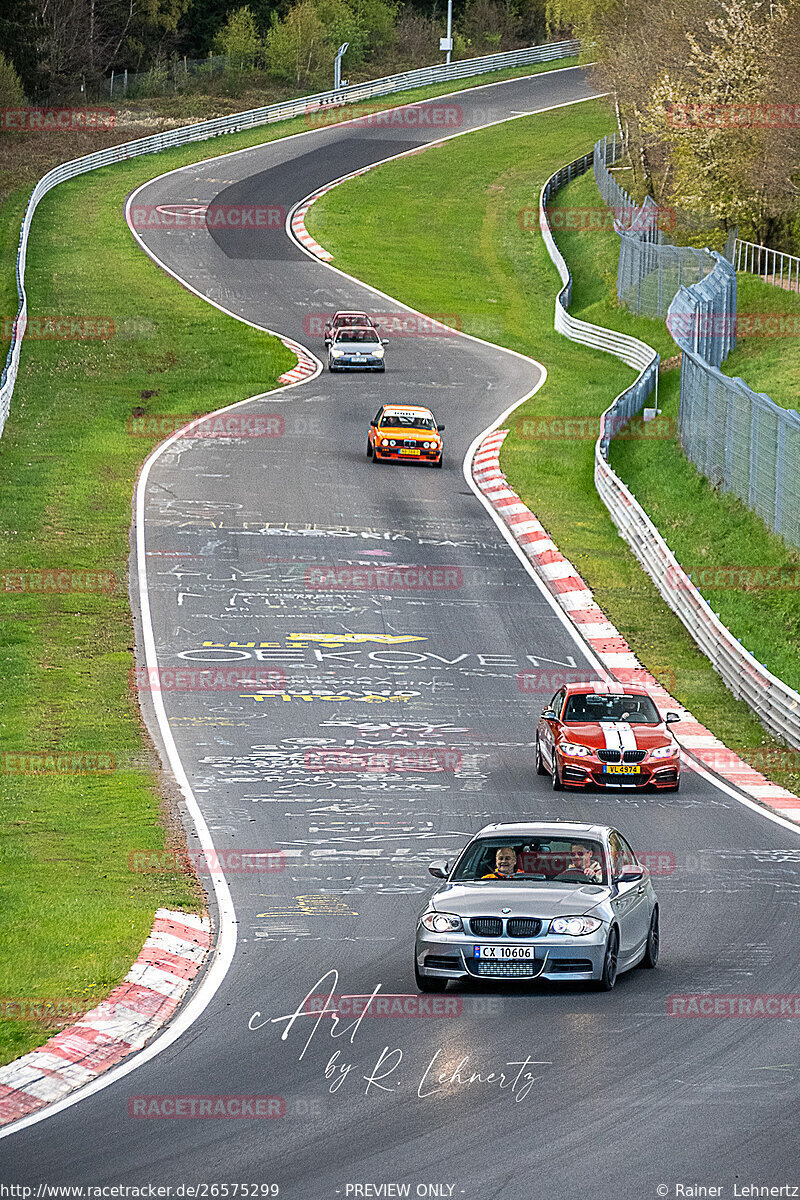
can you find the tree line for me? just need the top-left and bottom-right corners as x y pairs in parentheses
(0, 0), (552, 100)
(553, 0), (800, 248)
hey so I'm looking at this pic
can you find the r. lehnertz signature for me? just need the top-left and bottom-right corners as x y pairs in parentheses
(249, 969), (550, 1103)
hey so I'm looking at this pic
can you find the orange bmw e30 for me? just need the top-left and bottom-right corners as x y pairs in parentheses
(367, 405), (445, 467)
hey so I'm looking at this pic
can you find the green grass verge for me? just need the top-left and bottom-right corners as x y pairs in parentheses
(0, 56), (577, 1068)
(307, 100), (800, 797)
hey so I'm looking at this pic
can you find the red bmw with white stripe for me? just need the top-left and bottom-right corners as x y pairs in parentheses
(536, 681), (681, 791)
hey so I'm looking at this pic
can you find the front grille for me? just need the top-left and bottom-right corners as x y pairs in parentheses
(469, 959), (540, 978)
(507, 918), (542, 938)
(546, 959), (594, 973)
(470, 916), (503, 937)
(623, 750), (646, 763)
(597, 749), (621, 762)
(402, 439), (417, 448)
(424, 954), (460, 970)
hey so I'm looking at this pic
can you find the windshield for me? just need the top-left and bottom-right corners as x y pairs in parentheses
(335, 328), (378, 343)
(450, 837), (608, 885)
(333, 314), (371, 326)
(379, 412), (435, 430)
(563, 693), (661, 725)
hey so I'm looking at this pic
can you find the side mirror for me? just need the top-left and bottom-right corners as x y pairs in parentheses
(666, 712), (681, 724)
(428, 860), (449, 879)
(370, 420), (376, 427)
(381, 339), (389, 346)
(541, 707), (556, 720)
(437, 424), (445, 432)
(614, 863), (645, 883)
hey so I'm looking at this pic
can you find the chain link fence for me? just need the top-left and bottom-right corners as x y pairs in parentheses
(668, 275), (800, 548)
(594, 136), (719, 318)
(595, 137), (800, 550)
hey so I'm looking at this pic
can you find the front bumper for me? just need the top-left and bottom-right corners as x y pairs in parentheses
(374, 446), (442, 463)
(329, 355), (384, 370)
(559, 754), (680, 790)
(415, 925), (608, 982)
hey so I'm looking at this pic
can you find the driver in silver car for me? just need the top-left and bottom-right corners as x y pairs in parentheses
(481, 845), (520, 880)
(563, 842), (603, 883)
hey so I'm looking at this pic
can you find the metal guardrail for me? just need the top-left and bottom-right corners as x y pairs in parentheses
(734, 237), (800, 294)
(0, 38), (580, 441)
(539, 139), (800, 748)
(539, 148), (659, 460)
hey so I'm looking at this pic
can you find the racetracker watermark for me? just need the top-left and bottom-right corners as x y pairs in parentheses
(128, 849), (285, 874)
(695, 747), (800, 774)
(667, 312), (800, 339)
(1, 106), (115, 132)
(1, 316), (114, 340)
(0, 752), (115, 774)
(667, 102), (800, 129)
(303, 102), (462, 129)
(1, 569), (116, 594)
(519, 205), (676, 232)
(304, 312), (461, 337)
(515, 850), (677, 875)
(304, 994), (484, 1018)
(132, 666), (286, 692)
(665, 564), (800, 591)
(129, 203), (286, 230)
(305, 565), (462, 591)
(0, 997), (97, 1021)
(667, 994), (800, 1016)
(517, 667), (678, 693)
(303, 747), (463, 772)
(126, 413), (284, 438)
(128, 1096), (285, 1118)
(516, 415), (677, 440)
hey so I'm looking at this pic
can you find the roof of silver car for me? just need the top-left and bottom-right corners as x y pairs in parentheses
(475, 821), (611, 838)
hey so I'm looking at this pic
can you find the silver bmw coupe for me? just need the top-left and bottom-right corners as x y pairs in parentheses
(414, 821), (659, 992)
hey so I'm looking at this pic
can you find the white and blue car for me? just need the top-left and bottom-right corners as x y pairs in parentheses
(328, 326), (387, 372)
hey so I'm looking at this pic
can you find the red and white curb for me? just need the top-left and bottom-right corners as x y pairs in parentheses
(277, 332), (319, 384)
(0, 909), (211, 1125)
(473, 429), (800, 824)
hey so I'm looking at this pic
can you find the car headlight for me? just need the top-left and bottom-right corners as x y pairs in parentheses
(422, 441), (431, 449)
(559, 742), (593, 758)
(550, 916), (603, 936)
(389, 439), (396, 447)
(421, 912), (463, 933)
(650, 744), (677, 760)
(330, 348), (344, 357)
(371, 347), (384, 357)
(380, 439), (389, 447)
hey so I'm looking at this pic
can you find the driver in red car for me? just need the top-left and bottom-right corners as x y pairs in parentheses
(481, 845), (521, 880)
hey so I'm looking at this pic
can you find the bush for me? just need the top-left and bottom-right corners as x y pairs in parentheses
(214, 7), (264, 70)
(266, 0), (397, 88)
(0, 51), (26, 106)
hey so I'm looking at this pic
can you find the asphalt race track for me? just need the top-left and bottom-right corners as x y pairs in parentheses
(3, 68), (800, 1198)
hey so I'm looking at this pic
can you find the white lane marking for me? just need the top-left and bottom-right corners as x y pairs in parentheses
(0, 301), (324, 1149)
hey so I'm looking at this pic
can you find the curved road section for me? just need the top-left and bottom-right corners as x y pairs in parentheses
(4, 69), (800, 1199)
